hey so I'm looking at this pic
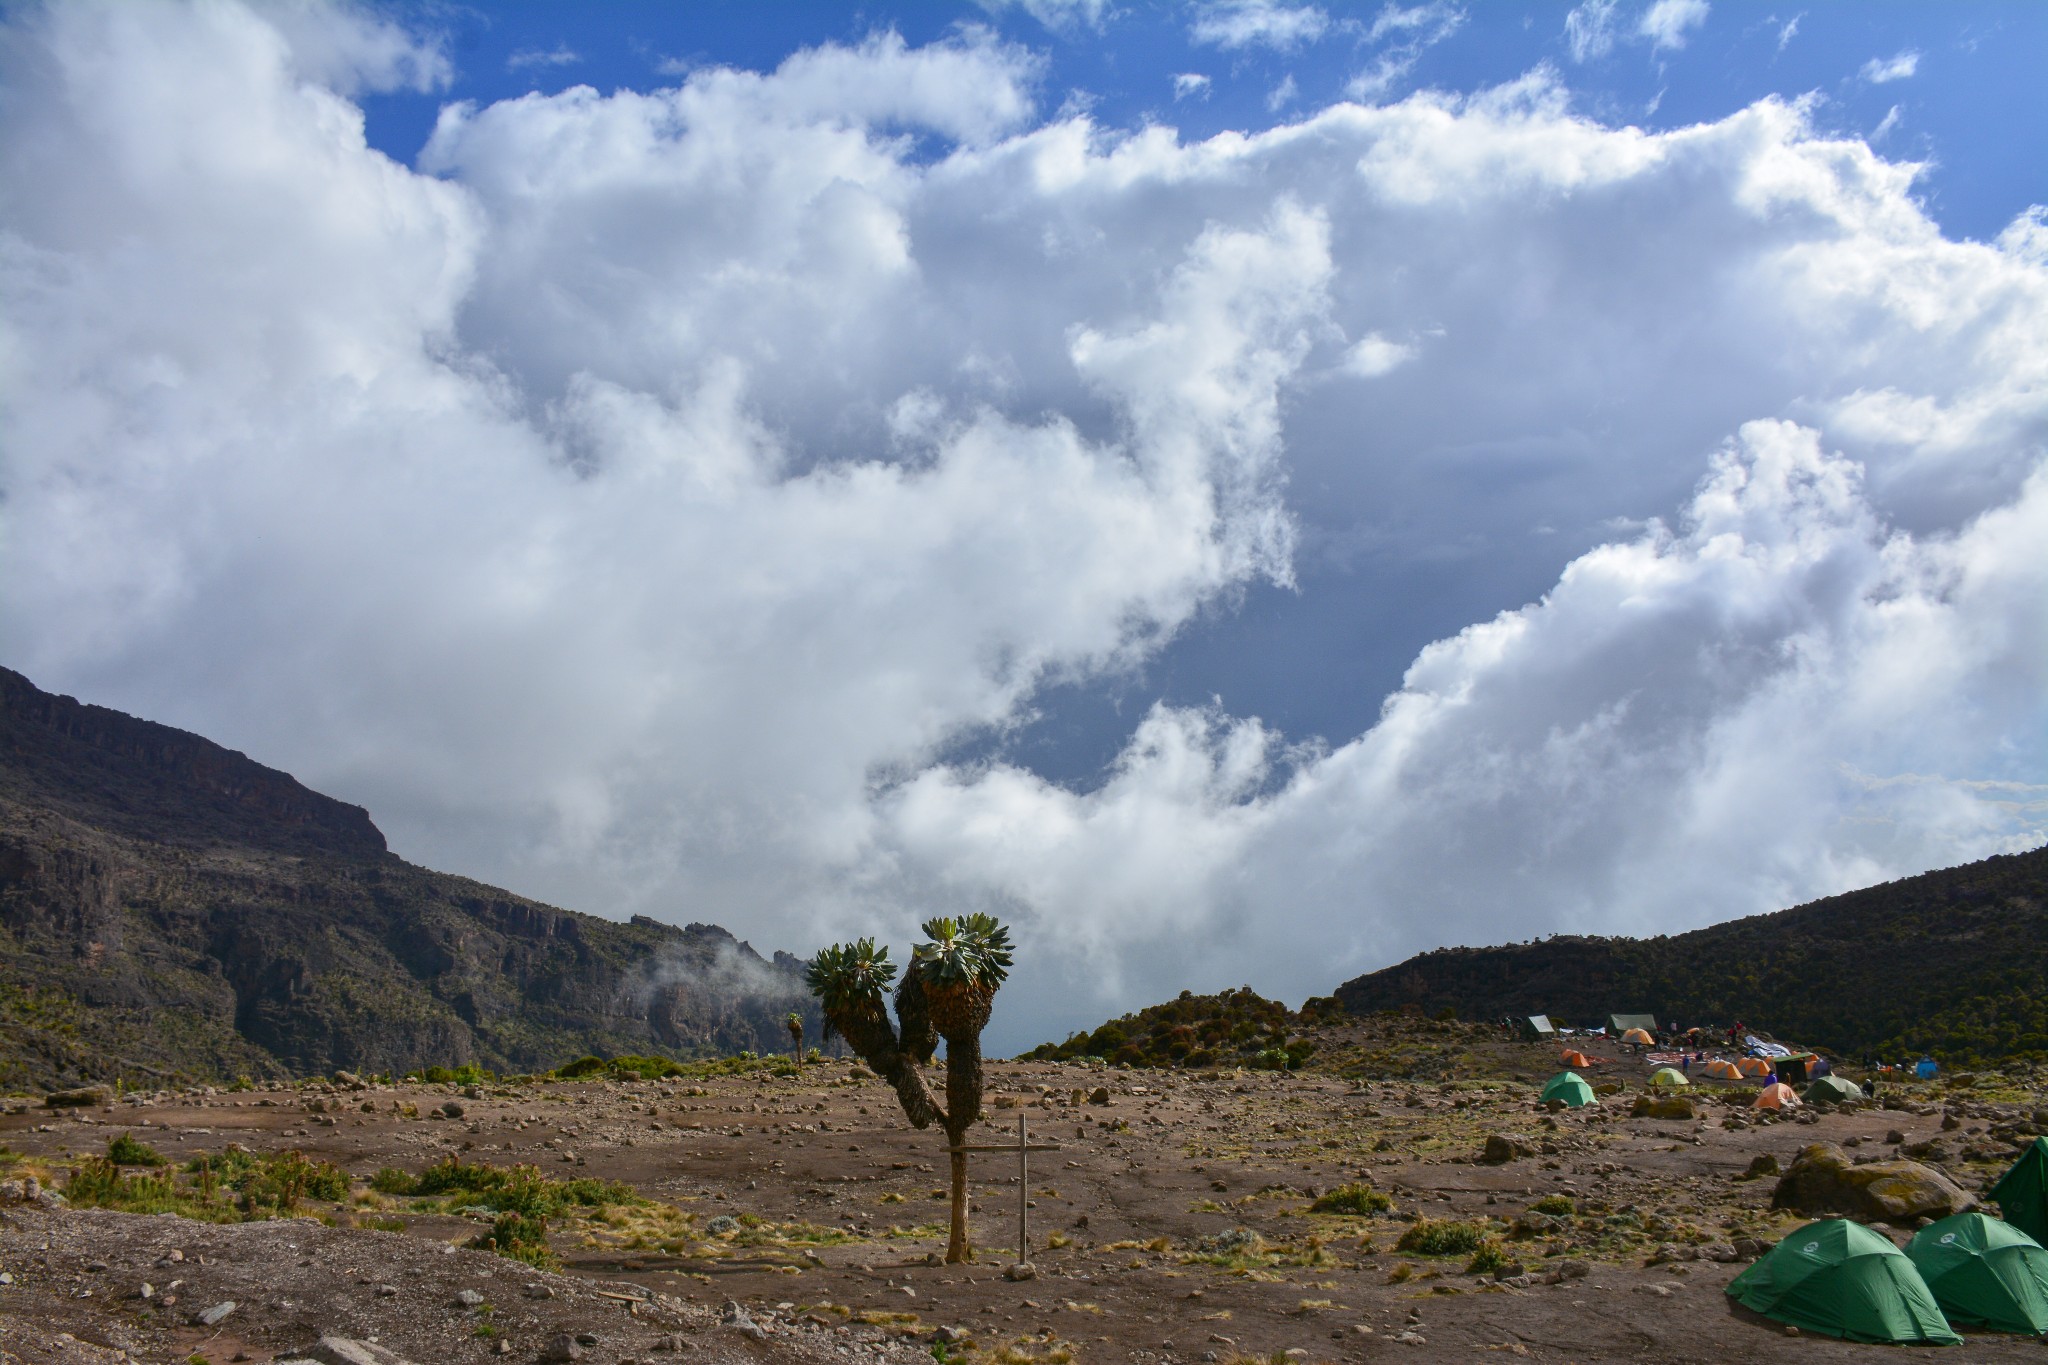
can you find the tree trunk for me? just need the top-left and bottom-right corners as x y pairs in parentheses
(941, 1032), (983, 1264)
(945, 1130), (971, 1264)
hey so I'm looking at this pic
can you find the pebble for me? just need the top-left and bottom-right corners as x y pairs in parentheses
(455, 1287), (486, 1307)
(196, 1300), (238, 1326)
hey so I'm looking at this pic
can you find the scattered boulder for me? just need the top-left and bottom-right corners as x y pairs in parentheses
(1740, 1154), (1781, 1180)
(1088, 1086), (1112, 1105)
(1771, 1143), (1975, 1225)
(537, 1334), (585, 1363)
(1480, 1134), (1532, 1164)
(1631, 1096), (1694, 1121)
(300, 1338), (415, 1365)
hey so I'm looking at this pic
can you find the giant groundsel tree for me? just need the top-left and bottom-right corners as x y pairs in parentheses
(807, 914), (1013, 1263)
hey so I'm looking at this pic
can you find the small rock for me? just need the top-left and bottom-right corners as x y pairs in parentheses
(195, 1301), (238, 1326)
(375, 1283), (399, 1297)
(305, 1339), (414, 1365)
(1784, 1325), (1800, 1337)
(1088, 1086), (1111, 1105)
(456, 1287), (486, 1308)
(537, 1335), (585, 1364)
(524, 1282), (557, 1299)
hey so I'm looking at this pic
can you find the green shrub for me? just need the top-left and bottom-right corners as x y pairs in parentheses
(1395, 1219), (1486, 1257)
(470, 1210), (556, 1268)
(106, 1133), (166, 1167)
(411, 1156), (635, 1218)
(554, 1055), (608, 1079)
(1528, 1194), (1576, 1217)
(1465, 1238), (1514, 1276)
(1309, 1183), (1393, 1216)
(370, 1166), (418, 1195)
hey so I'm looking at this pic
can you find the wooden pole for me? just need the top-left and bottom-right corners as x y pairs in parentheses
(947, 1118), (1061, 1267)
(1017, 1113), (1028, 1265)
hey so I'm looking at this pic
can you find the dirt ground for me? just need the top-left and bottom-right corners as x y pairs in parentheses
(3, 1022), (2044, 1365)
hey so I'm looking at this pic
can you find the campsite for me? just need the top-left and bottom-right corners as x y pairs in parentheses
(7, 1009), (2048, 1363)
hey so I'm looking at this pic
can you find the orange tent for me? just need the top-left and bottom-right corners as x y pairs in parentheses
(1737, 1057), (1773, 1077)
(1703, 1059), (1743, 1080)
(1621, 1028), (1654, 1045)
(1560, 1050), (1593, 1069)
(1754, 1083), (1801, 1110)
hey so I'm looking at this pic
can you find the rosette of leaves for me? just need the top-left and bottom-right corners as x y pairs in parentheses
(807, 938), (942, 1130)
(908, 914), (1013, 1039)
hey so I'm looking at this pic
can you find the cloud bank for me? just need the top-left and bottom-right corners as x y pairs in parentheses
(2, 2), (2042, 1050)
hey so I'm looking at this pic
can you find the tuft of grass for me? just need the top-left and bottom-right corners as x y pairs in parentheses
(1529, 1194), (1576, 1217)
(1395, 1219), (1486, 1257)
(471, 1210), (557, 1268)
(1465, 1239), (1514, 1275)
(106, 1133), (166, 1167)
(1308, 1183), (1392, 1216)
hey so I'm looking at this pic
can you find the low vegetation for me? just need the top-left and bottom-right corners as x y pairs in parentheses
(64, 1139), (350, 1222)
(1023, 987), (1322, 1070)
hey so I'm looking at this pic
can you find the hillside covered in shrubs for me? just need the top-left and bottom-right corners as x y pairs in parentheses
(1335, 846), (2048, 1065)
(1022, 986), (1338, 1069)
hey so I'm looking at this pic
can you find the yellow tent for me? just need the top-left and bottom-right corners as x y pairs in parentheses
(1755, 1082), (1801, 1110)
(1622, 1028), (1655, 1045)
(1703, 1059), (1743, 1080)
(1738, 1056), (1773, 1077)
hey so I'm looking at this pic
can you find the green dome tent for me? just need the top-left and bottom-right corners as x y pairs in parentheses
(1725, 1218), (1961, 1346)
(1803, 1074), (1865, 1105)
(1990, 1137), (2048, 1247)
(1540, 1071), (1595, 1108)
(1648, 1067), (1690, 1088)
(1907, 1212), (2048, 1335)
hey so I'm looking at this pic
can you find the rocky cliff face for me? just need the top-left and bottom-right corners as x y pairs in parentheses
(0, 667), (820, 1088)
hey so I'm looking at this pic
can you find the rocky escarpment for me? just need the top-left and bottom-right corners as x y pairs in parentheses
(0, 667), (820, 1088)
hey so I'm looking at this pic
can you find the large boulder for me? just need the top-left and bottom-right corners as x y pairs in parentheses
(1771, 1143), (1975, 1225)
(1631, 1095), (1695, 1120)
(1481, 1134), (1533, 1164)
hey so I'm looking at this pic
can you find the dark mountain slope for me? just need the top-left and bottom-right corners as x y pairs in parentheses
(1333, 846), (2048, 1064)
(0, 667), (818, 1089)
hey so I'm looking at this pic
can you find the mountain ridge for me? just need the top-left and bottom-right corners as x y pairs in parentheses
(0, 666), (819, 1089)
(1332, 846), (2048, 1064)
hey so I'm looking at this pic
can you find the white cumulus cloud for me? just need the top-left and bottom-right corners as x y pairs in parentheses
(1861, 50), (1920, 84)
(1190, 1), (1329, 52)
(2, 1), (2042, 1050)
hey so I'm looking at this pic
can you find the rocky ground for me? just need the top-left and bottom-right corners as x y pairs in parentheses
(3, 1018), (2046, 1365)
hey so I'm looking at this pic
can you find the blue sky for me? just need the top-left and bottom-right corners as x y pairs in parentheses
(359, 2), (2044, 245)
(2, 1), (2043, 1050)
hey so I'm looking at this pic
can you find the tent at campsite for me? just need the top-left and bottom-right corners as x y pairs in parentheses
(1606, 1013), (1657, 1037)
(1703, 1059), (1744, 1081)
(1917, 1058), (1940, 1079)
(1727, 1218), (1961, 1345)
(1737, 1056), (1773, 1077)
(1990, 1137), (2048, 1246)
(1648, 1067), (1690, 1088)
(1520, 1015), (1556, 1042)
(1559, 1049), (1594, 1069)
(1541, 1071), (1595, 1108)
(1621, 1027), (1655, 1045)
(1754, 1082), (1801, 1110)
(1907, 1211), (2048, 1335)
(1803, 1074), (1865, 1105)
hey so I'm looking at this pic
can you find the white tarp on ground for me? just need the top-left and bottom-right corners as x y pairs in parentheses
(1745, 1036), (1792, 1058)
